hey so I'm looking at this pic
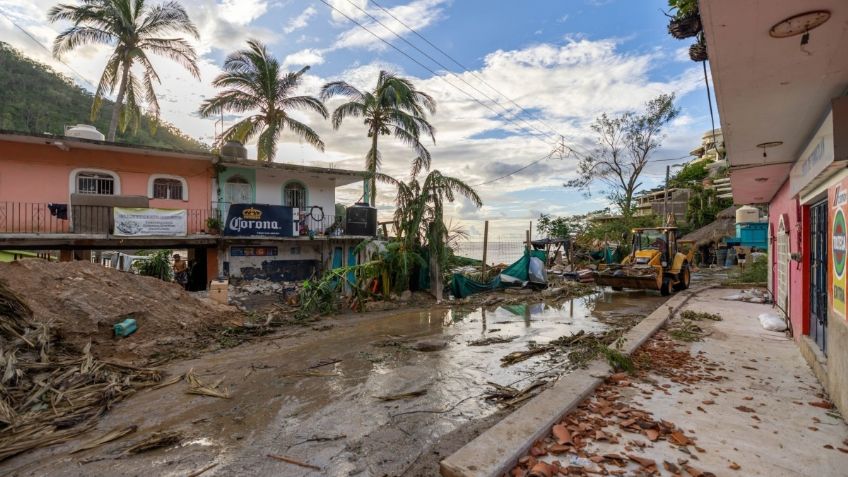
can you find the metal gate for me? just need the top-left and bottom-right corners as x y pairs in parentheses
(810, 200), (828, 354)
(777, 217), (789, 318)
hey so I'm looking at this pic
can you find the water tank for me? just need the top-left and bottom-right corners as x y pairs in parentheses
(221, 140), (247, 160)
(64, 124), (105, 141)
(345, 202), (377, 236)
(736, 205), (759, 224)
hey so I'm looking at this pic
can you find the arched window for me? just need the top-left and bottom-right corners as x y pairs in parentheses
(283, 181), (307, 209)
(149, 175), (187, 200)
(225, 175), (252, 204)
(75, 170), (116, 195)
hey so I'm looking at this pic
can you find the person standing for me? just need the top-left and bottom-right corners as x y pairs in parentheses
(173, 253), (188, 290)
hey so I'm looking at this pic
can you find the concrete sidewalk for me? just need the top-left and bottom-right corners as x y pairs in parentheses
(510, 288), (848, 476)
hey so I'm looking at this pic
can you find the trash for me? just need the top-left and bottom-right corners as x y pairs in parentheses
(723, 288), (769, 303)
(71, 425), (138, 453)
(375, 389), (427, 401)
(467, 336), (517, 346)
(758, 312), (787, 332)
(113, 317), (138, 337)
(125, 431), (182, 454)
(484, 380), (546, 406)
(267, 454), (321, 471)
(185, 369), (230, 399)
(500, 346), (553, 366)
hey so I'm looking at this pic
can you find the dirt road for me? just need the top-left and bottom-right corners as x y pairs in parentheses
(1, 289), (668, 477)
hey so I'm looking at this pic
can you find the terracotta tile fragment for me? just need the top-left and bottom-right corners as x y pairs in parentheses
(809, 401), (834, 409)
(683, 464), (716, 477)
(701, 400), (714, 405)
(729, 462), (741, 470)
(824, 445), (834, 450)
(527, 461), (553, 477)
(552, 424), (572, 445)
(645, 429), (659, 441)
(663, 460), (680, 473)
(669, 431), (692, 446)
(838, 448), (848, 454)
(734, 405), (755, 413)
(627, 454), (656, 469)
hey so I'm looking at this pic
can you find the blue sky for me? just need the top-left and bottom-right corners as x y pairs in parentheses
(0, 0), (715, 237)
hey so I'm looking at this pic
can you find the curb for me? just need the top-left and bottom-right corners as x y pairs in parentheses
(439, 286), (710, 477)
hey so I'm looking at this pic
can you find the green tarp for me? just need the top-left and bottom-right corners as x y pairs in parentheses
(450, 249), (547, 298)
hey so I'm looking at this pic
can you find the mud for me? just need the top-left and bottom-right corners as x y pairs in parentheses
(0, 288), (667, 477)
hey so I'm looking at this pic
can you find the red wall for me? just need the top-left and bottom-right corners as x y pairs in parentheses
(769, 179), (808, 339)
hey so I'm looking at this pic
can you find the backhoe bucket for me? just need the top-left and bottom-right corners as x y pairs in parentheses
(594, 267), (661, 290)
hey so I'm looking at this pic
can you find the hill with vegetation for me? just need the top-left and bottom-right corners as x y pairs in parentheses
(0, 42), (208, 152)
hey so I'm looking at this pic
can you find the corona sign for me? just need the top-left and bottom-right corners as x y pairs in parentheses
(833, 186), (848, 319)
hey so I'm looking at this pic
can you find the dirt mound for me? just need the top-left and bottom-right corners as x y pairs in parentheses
(0, 259), (243, 364)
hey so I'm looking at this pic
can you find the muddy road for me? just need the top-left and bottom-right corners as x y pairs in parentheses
(2, 289), (668, 477)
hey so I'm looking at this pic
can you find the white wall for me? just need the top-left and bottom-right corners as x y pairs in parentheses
(253, 169), (337, 214)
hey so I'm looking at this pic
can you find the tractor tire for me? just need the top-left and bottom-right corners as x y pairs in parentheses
(674, 264), (691, 291)
(660, 277), (673, 296)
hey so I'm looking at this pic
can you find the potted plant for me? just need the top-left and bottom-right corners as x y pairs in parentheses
(667, 0), (701, 39)
(206, 216), (222, 234)
(689, 33), (708, 62)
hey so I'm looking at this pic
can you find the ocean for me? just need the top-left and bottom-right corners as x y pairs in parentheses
(452, 240), (528, 266)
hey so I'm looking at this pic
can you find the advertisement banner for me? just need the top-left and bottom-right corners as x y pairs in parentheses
(113, 208), (187, 236)
(831, 182), (848, 319)
(223, 204), (295, 237)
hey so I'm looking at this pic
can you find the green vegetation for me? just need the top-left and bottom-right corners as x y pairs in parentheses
(0, 42), (207, 151)
(668, 160), (709, 188)
(668, 0), (698, 18)
(738, 255), (768, 283)
(133, 249), (172, 281)
(680, 310), (722, 321)
(199, 40), (328, 161)
(537, 213), (584, 239)
(686, 185), (733, 229)
(322, 71), (436, 206)
(48, 0), (201, 141)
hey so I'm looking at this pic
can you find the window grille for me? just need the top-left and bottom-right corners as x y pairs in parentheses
(153, 178), (183, 200)
(77, 172), (114, 195)
(284, 183), (306, 209)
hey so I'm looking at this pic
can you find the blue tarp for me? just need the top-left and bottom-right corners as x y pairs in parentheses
(450, 249), (547, 298)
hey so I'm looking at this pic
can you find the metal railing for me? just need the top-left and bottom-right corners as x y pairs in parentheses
(298, 213), (344, 235)
(0, 202), (219, 235)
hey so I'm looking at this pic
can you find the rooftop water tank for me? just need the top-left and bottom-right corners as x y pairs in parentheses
(221, 140), (247, 160)
(64, 124), (105, 141)
(736, 205), (760, 224)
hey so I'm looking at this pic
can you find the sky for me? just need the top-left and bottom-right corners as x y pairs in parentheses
(0, 0), (717, 238)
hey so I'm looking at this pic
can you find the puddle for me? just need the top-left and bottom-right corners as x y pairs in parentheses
(1, 288), (668, 477)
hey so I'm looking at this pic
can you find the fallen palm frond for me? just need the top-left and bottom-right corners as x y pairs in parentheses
(71, 425), (138, 454)
(185, 369), (230, 399)
(467, 336), (517, 346)
(679, 310), (722, 321)
(375, 389), (427, 401)
(500, 346), (554, 366)
(125, 430), (182, 454)
(0, 282), (164, 462)
(150, 374), (183, 390)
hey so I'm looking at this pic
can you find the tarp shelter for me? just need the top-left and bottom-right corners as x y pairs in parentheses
(451, 249), (548, 298)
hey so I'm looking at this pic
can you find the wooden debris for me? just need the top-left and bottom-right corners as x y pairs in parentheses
(267, 453), (321, 471)
(125, 431), (182, 454)
(500, 346), (553, 366)
(467, 336), (517, 346)
(71, 425), (138, 454)
(375, 389), (427, 401)
(185, 369), (230, 399)
(187, 462), (218, 477)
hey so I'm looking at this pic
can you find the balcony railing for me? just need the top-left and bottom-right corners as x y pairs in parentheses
(0, 202), (219, 235)
(298, 213), (344, 236)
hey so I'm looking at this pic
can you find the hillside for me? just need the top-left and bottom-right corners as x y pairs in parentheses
(0, 42), (208, 152)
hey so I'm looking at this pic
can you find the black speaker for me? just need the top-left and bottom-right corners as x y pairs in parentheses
(346, 203), (377, 236)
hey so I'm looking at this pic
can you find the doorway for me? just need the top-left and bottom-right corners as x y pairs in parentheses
(777, 216), (789, 318)
(809, 200), (828, 354)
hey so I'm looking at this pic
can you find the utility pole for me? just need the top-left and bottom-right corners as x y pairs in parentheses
(663, 165), (670, 223)
(481, 220), (489, 279)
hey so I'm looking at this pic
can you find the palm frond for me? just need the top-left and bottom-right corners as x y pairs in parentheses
(283, 116), (326, 152)
(281, 95), (328, 119)
(330, 100), (366, 130)
(52, 27), (115, 58)
(320, 81), (364, 102)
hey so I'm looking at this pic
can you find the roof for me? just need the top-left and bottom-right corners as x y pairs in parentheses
(681, 205), (739, 246)
(0, 129), (214, 161)
(219, 158), (364, 186)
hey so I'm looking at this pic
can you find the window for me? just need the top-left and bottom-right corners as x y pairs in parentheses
(152, 178), (184, 200)
(77, 172), (115, 195)
(225, 175), (252, 204)
(284, 182), (307, 209)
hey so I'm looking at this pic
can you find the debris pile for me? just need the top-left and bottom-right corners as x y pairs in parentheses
(0, 259), (243, 363)
(0, 282), (165, 462)
(511, 332), (725, 477)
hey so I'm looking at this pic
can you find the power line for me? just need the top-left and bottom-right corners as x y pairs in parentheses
(472, 151), (555, 187)
(0, 8), (97, 90)
(651, 154), (693, 163)
(318, 0), (564, 150)
(366, 0), (566, 143)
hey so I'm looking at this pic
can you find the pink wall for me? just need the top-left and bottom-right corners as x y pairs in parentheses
(0, 140), (213, 211)
(769, 179), (807, 339)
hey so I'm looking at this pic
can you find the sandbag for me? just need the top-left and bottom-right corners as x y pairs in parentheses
(758, 312), (787, 332)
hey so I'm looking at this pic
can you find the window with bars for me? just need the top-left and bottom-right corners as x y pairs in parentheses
(153, 178), (184, 200)
(284, 182), (307, 209)
(77, 172), (115, 195)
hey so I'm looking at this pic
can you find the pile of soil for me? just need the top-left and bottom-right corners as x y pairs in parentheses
(0, 259), (243, 364)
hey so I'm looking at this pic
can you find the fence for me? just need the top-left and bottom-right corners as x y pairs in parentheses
(0, 202), (218, 235)
(299, 213), (343, 235)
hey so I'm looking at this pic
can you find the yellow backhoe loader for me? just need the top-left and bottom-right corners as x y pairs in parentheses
(594, 226), (695, 295)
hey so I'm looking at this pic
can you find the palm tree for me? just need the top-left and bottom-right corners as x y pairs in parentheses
(199, 40), (327, 161)
(49, 0), (200, 141)
(321, 71), (436, 206)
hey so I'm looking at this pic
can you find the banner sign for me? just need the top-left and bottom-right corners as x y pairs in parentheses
(831, 182), (848, 319)
(113, 208), (187, 236)
(223, 204), (295, 237)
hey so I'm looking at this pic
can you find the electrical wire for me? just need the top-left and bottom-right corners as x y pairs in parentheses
(318, 0), (567, 150)
(702, 61), (720, 158)
(0, 8), (97, 91)
(471, 151), (555, 187)
(366, 0), (566, 143)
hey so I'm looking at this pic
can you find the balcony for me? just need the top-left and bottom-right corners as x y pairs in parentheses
(0, 202), (219, 236)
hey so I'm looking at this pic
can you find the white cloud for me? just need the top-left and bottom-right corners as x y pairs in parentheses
(218, 0), (269, 26)
(327, 0), (368, 24)
(283, 48), (326, 67)
(284, 6), (317, 34)
(332, 0), (450, 51)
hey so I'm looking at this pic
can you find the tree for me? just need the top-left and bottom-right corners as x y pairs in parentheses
(566, 94), (679, 219)
(321, 71), (436, 206)
(537, 213), (584, 239)
(668, 160), (710, 188)
(49, 0), (200, 141)
(198, 40), (327, 161)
